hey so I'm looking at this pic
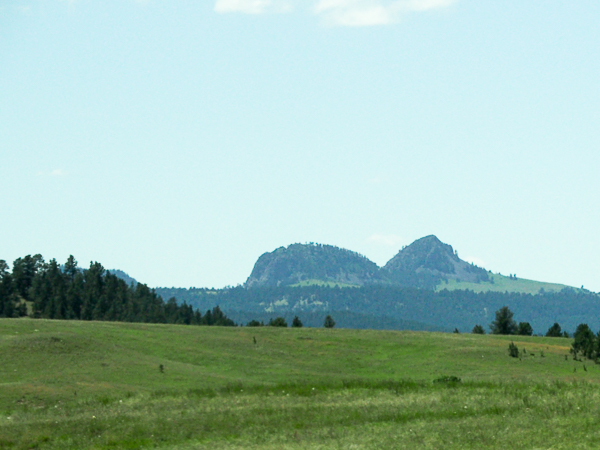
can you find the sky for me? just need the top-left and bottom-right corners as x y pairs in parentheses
(1, 0), (599, 291)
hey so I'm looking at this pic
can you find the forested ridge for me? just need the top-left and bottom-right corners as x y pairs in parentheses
(0, 255), (234, 326)
(156, 284), (600, 334)
(3, 252), (599, 335)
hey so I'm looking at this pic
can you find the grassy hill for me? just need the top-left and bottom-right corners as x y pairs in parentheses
(2, 318), (600, 449)
(436, 273), (576, 294)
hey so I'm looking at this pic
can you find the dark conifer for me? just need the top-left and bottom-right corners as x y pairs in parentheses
(324, 315), (335, 328)
(490, 306), (517, 335)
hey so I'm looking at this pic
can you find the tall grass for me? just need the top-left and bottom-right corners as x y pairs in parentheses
(0, 318), (596, 449)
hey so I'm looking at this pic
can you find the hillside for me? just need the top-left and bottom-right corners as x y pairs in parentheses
(2, 319), (600, 449)
(154, 284), (600, 334)
(245, 243), (385, 287)
(383, 235), (490, 289)
(437, 272), (575, 294)
(242, 235), (579, 294)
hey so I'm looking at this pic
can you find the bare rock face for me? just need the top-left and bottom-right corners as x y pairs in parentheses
(244, 243), (385, 288)
(382, 235), (489, 289)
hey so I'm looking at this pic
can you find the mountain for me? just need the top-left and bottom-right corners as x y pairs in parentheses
(245, 243), (386, 288)
(243, 235), (576, 294)
(382, 235), (490, 289)
(245, 236), (490, 290)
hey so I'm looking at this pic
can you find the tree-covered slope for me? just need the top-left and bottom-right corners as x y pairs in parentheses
(245, 243), (386, 287)
(156, 284), (600, 334)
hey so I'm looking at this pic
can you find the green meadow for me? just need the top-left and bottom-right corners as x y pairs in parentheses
(1, 318), (599, 449)
(437, 273), (574, 294)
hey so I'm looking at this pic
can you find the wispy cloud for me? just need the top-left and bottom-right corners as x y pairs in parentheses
(37, 169), (68, 177)
(214, 0), (456, 26)
(367, 233), (404, 247)
(315, 0), (455, 26)
(214, 0), (293, 14)
(465, 256), (485, 268)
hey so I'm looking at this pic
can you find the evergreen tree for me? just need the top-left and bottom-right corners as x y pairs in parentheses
(291, 316), (303, 328)
(81, 262), (105, 320)
(63, 255), (79, 281)
(323, 315), (335, 328)
(472, 324), (485, 334)
(66, 272), (85, 319)
(545, 322), (563, 337)
(517, 322), (533, 336)
(490, 306), (517, 335)
(572, 323), (595, 359)
(0, 260), (16, 317)
(12, 254), (44, 301)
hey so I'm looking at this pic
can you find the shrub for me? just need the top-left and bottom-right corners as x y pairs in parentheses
(508, 341), (519, 358)
(472, 324), (485, 334)
(433, 375), (462, 385)
(268, 317), (288, 327)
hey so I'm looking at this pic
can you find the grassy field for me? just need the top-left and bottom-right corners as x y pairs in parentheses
(1, 318), (599, 449)
(290, 279), (360, 288)
(436, 273), (575, 294)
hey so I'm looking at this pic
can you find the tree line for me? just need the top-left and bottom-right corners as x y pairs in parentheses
(247, 314), (336, 328)
(0, 255), (234, 326)
(155, 284), (600, 333)
(471, 306), (571, 337)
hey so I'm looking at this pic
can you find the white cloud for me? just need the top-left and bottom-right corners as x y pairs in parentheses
(367, 233), (404, 247)
(214, 0), (293, 14)
(50, 169), (67, 177)
(213, 0), (456, 25)
(314, 0), (456, 26)
(465, 256), (485, 268)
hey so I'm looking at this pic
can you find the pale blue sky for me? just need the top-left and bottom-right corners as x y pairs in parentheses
(1, 1), (599, 291)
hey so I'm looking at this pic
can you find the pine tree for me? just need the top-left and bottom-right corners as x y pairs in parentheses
(292, 316), (303, 328)
(490, 306), (517, 335)
(572, 323), (595, 359)
(545, 322), (563, 337)
(323, 315), (335, 328)
(517, 322), (533, 336)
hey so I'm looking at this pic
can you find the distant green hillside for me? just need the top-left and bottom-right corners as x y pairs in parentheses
(436, 273), (576, 294)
